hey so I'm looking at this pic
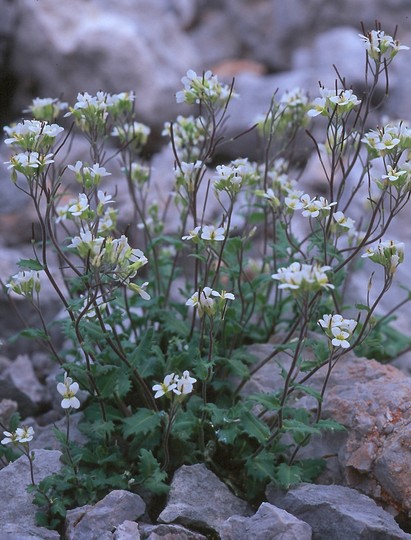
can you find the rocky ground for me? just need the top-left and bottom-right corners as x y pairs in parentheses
(1, 1), (411, 538)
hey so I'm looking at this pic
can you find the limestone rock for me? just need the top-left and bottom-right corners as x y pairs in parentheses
(158, 463), (252, 533)
(266, 483), (411, 540)
(113, 520), (141, 540)
(0, 449), (62, 531)
(220, 501), (312, 539)
(65, 489), (146, 540)
(10, 0), (199, 129)
(140, 522), (208, 539)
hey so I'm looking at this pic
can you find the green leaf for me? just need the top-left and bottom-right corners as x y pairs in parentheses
(122, 408), (161, 438)
(247, 393), (281, 411)
(355, 303), (370, 312)
(316, 418), (346, 432)
(136, 449), (169, 494)
(159, 311), (190, 338)
(245, 450), (277, 482)
(292, 384), (322, 402)
(240, 409), (270, 443)
(297, 458), (325, 481)
(9, 328), (49, 342)
(17, 258), (44, 271)
(128, 328), (155, 375)
(282, 419), (321, 436)
(276, 462), (302, 488)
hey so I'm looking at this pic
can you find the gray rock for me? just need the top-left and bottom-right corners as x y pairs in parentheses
(243, 344), (411, 518)
(158, 463), (252, 532)
(3, 354), (48, 406)
(140, 522), (208, 539)
(0, 397), (18, 425)
(113, 520), (140, 540)
(0, 449), (62, 530)
(10, 0), (200, 129)
(65, 489), (146, 540)
(220, 501), (312, 540)
(266, 483), (411, 540)
(0, 522), (60, 540)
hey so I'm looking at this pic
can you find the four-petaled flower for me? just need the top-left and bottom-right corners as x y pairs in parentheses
(57, 372), (81, 409)
(201, 225), (225, 241)
(152, 373), (178, 399)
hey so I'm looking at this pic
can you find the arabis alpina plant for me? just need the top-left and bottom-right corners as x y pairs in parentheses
(4, 22), (411, 531)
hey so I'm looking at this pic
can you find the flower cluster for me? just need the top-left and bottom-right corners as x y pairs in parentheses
(65, 91), (135, 135)
(174, 160), (203, 193)
(277, 87), (310, 131)
(307, 87), (361, 118)
(6, 270), (41, 297)
(5, 151), (54, 178)
(213, 158), (258, 196)
(186, 286), (235, 317)
(152, 371), (197, 399)
(318, 314), (357, 348)
(361, 239), (405, 275)
(272, 262), (334, 292)
(68, 231), (148, 283)
(176, 69), (236, 107)
(284, 191), (337, 218)
(24, 97), (68, 122)
(163, 115), (207, 161)
(111, 121), (151, 148)
(57, 372), (81, 409)
(4, 119), (64, 151)
(67, 160), (111, 188)
(1, 425), (35, 445)
(359, 29), (409, 62)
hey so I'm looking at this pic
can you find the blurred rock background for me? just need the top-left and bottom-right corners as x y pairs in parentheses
(1, 0), (411, 368)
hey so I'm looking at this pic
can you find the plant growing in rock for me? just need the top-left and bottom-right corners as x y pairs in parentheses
(1, 23), (411, 532)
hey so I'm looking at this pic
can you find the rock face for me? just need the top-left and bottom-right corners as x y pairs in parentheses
(243, 344), (411, 521)
(8, 0), (199, 128)
(266, 483), (411, 540)
(158, 463), (252, 533)
(0, 449), (62, 539)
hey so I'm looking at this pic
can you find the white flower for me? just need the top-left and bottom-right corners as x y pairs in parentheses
(15, 425), (35, 443)
(331, 326), (351, 348)
(57, 372), (81, 409)
(68, 193), (89, 216)
(333, 211), (355, 230)
(1, 426), (35, 445)
(97, 190), (115, 206)
(68, 160), (83, 175)
(186, 286), (215, 317)
(201, 225), (226, 241)
(182, 226), (201, 241)
(1, 430), (18, 445)
(211, 290), (235, 301)
(131, 281), (151, 300)
(175, 370), (197, 395)
(152, 373), (178, 399)
(88, 163), (111, 178)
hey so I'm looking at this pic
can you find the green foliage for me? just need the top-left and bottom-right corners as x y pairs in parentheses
(354, 316), (411, 362)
